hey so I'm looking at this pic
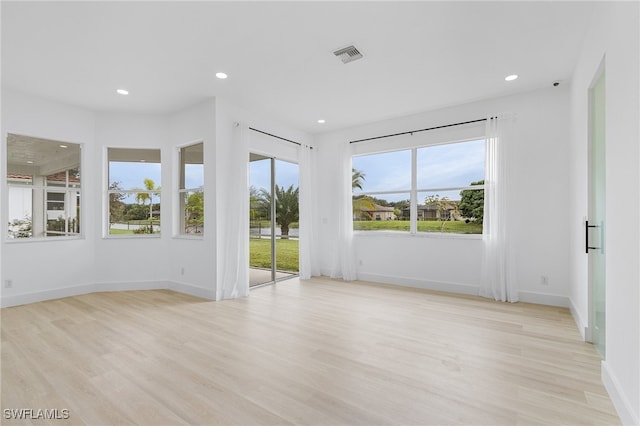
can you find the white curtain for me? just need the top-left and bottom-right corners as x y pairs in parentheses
(298, 143), (320, 279)
(480, 115), (518, 302)
(218, 122), (249, 300)
(330, 141), (357, 281)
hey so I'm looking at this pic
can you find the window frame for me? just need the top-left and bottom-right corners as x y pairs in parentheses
(352, 134), (485, 238)
(176, 141), (204, 238)
(105, 147), (162, 239)
(5, 134), (83, 242)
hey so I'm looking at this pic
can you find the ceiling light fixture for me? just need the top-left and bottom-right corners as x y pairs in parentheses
(215, 72), (228, 79)
(505, 74), (518, 81)
(27, 161), (33, 164)
(116, 89), (129, 95)
(317, 119), (326, 124)
(59, 144), (68, 148)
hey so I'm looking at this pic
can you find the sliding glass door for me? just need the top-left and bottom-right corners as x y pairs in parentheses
(249, 153), (299, 287)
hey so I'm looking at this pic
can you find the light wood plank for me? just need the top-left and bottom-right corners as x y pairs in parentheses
(1, 278), (620, 425)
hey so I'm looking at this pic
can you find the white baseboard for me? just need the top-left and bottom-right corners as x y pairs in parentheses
(1, 283), (95, 307)
(356, 272), (479, 296)
(94, 280), (170, 292)
(320, 268), (334, 278)
(568, 297), (589, 340)
(341, 273), (572, 308)
(517, 290), (570, 308)
(169, 280), (216, 300)
(602, 360), (639, 426)
(1, 280), (214, 308)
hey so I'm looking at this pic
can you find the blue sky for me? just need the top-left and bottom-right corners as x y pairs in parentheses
(109, 162), (162, 190)
(352, 139), (485, 203)
(109, 161), (201, 205)
(108, 140), (482, 204)
(184, 164), (204, 189)
(249, 159), (299, 193)
(109, 162), (203, 190)
(109, 158), (297, 202)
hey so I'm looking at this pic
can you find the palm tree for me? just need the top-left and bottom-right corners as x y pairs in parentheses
(352, 196), (376, 220)
(259, 184), (299, 239)
(351, 168), (375, 219)
(134, 178), (160, 220)
(352, 168), (366, 190)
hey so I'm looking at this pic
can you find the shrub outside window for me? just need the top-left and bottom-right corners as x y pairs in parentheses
(6, 134), (81, 239)
(352, 138), (485, 235)
(107, 148), (161, 236)
(179, 142), (204, 235)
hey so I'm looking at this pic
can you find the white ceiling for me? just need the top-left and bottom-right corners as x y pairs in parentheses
(2, 1), (595, 134)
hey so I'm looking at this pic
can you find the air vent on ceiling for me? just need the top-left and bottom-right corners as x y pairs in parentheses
(333, 45), (363, 64)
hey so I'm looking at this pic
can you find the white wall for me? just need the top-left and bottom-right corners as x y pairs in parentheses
(93, 112), (172, 286)
(168, 99), (217, 299)
(315, 86), (572, 306)
(569, 3), (639, 424)
(1, 89), (97, 305)
(0, 91), (311, 306)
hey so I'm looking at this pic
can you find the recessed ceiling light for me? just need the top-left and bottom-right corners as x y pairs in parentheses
(215, 72), (228, 79)
(59, 144), (68, 148)
(505, 74), (518, 81)
(27, 161), (33, 164)
(117, 89), (129, 95)
(317, 119), (326, 124)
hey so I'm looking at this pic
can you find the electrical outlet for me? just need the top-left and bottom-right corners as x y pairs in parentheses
(4, 280), (13, 288)
(540, 275), (549, 285)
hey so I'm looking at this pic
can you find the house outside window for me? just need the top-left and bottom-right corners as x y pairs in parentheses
(352, 138), (485, 235)
(6, 134), (82, 239)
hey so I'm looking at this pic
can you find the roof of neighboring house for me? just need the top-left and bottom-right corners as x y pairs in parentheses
(360, 204), (395, 212)
(403, 201), (460, 212)
(7, 172), (80, 183)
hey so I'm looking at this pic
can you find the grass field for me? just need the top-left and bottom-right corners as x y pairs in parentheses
(249, 238), (299, 272)
(109, 221), (161, 235)
(354, 220), (482, 234)
(109, 228), (135, 235)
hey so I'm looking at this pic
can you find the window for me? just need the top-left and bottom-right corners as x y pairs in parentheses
(107, 148), (161, 236)
(352, 150), (411, 231)
(352, 138), (485, 234)
(179, 142), (204, 235)
(6, 134), (81, 239)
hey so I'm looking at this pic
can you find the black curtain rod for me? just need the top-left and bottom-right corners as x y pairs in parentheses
(349, 118), (488, 144)
(249, 127), (311, 149)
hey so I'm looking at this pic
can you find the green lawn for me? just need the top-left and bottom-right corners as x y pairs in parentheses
(109, 228), (135, 235)
(354, 220), (483, 234)
(249, 238), (299, 272)
(109, 221), (161, 235)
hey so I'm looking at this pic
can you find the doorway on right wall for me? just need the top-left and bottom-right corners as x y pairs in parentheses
(587, 63), (606, 358)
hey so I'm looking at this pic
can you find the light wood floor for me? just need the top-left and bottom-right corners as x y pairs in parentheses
(1, 277), (620, 425)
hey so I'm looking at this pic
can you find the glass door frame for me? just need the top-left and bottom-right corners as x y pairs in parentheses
(249, 152), (299, 288)
(587, 61), (606, 358)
